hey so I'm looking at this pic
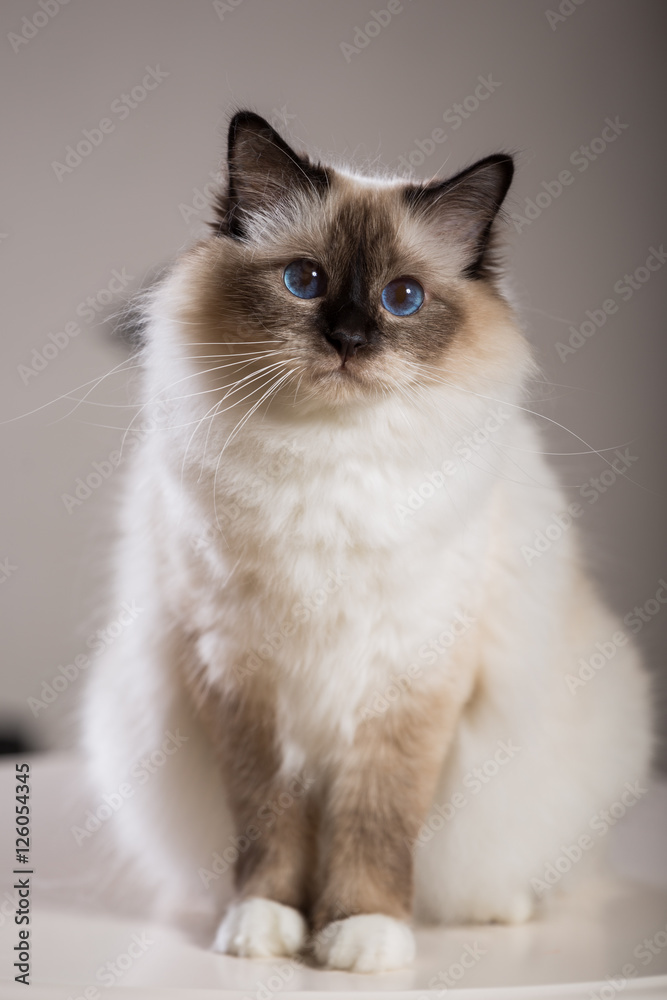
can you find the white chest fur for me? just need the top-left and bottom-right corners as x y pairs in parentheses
(160, 395), (503, 760)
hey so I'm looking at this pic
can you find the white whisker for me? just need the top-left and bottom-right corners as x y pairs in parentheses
(212, 367), (297, 532)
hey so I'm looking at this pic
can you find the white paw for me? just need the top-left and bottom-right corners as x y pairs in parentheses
(314, 914), (415, 973)
(212, 897), (306, 958)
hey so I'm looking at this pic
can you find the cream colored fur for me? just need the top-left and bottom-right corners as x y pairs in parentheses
(81, 163), (653, 974)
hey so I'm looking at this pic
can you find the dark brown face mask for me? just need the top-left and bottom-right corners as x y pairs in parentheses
(178, 111), (516, 409)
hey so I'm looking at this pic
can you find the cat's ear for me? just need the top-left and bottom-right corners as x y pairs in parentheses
(405, 154), (514, 279)
(218, 111), (329, 238)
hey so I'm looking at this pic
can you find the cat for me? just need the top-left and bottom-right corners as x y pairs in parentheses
(81, 110), (653, 973)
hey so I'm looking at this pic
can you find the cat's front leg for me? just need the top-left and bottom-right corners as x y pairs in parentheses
(313, 683), (462, 973)
(197, 682), (316, 959)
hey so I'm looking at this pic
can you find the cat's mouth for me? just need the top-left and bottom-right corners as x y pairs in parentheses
(335, 359), (359, 376)
(310, 355), (380, 397)
(329, 342), (378, 380)
(287, 341), (391, 401)
(327, 351), (372, 381)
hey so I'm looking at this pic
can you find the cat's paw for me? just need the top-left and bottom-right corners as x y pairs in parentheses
(213, 897), (306, 958)
(313, 914), (415, 972)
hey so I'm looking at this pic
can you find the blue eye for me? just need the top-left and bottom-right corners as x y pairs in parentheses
(283, 259), (327, 299)
(381, 277), (424, 316)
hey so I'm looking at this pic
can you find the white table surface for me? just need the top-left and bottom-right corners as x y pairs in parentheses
(1, 754), (666, 999)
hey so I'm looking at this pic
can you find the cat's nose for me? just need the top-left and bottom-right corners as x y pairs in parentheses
(325, 329), (368, 362)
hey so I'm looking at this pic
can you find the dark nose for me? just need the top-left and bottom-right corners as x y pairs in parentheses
(324, 329), (369, 362)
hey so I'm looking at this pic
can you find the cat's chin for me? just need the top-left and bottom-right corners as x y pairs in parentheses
(303, 363), (392, 406)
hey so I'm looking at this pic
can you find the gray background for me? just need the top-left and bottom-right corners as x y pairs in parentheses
(1, 0), (665, 763)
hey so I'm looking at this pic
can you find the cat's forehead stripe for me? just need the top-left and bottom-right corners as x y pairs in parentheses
(323, 178), (401, 284)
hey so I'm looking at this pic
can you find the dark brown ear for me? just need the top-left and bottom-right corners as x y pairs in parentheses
(404, 154), (514, 279)
(216, 111), (329, 238)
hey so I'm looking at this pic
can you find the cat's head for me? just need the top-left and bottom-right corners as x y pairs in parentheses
(166, 111), (530, 410)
